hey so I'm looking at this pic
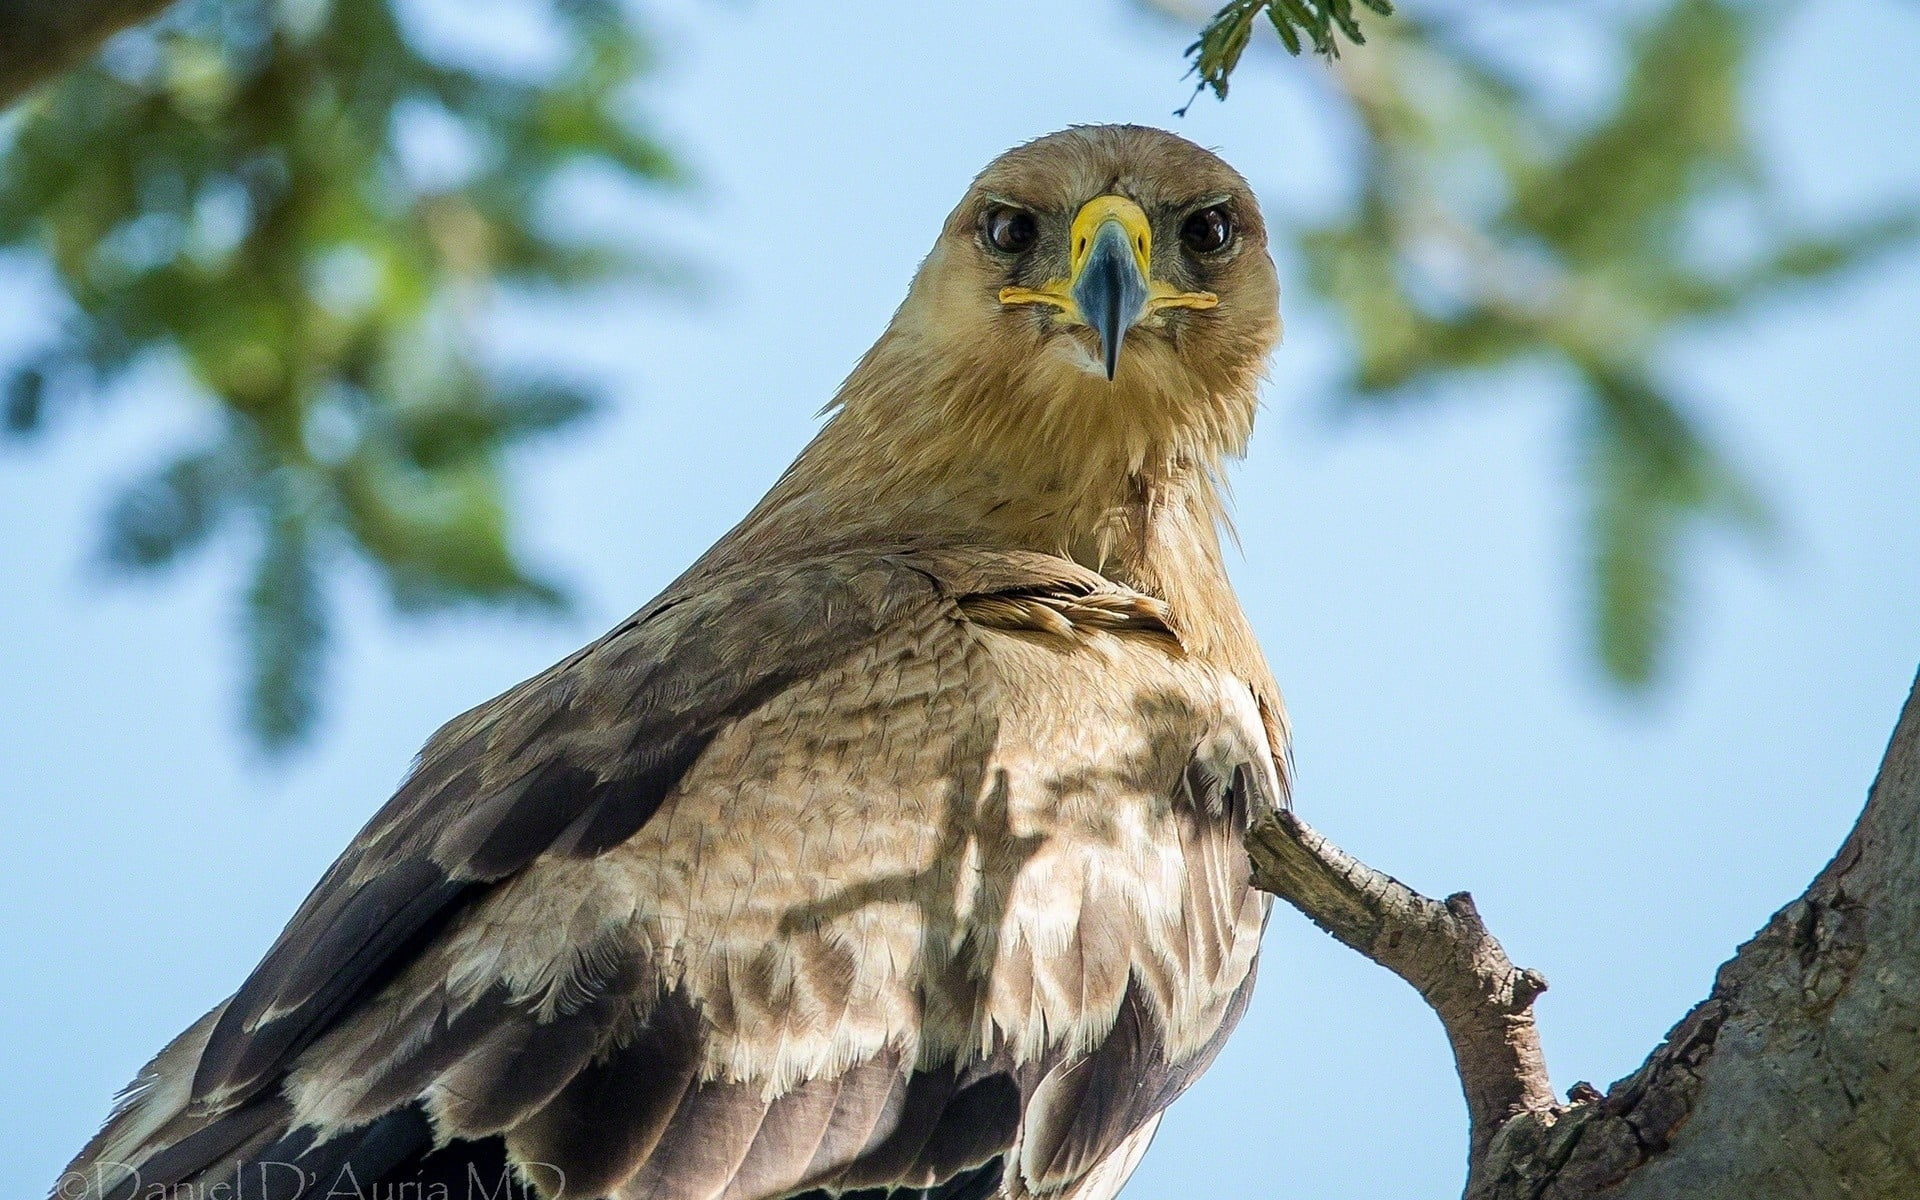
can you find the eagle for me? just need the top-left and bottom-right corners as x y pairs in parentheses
(58, 125), (1289, 1200)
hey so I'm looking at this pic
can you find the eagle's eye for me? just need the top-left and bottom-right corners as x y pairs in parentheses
(1180, 205), (1234, 255)
(983, 205), (1038, 254)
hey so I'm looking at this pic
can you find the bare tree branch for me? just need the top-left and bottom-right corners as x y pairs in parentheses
(1245, 806), (1560, 1183)
(1250, 667), (1920, 1199)
(0, 0), (179, 110)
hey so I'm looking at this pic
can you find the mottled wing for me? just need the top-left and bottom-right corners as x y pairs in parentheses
(58, 547), (1279, 1200)
(60, 549), (965, 1196)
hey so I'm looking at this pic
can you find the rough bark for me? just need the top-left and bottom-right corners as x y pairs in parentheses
(0, 0), (179, 110)
(1251, 668), (1920, 1198)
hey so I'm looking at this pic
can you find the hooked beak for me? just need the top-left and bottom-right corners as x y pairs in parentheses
(999, 194), (1218, 381)
(1074, 213), (1148, 381)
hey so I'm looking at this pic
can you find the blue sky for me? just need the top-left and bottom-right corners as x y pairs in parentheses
(3, 0), (1918, 1194)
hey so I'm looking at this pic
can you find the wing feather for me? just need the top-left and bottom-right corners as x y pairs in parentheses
(189, 554), (958, 1110)
(60, 545), (1276, 1200)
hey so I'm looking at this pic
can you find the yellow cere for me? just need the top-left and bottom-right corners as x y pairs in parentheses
(1070, 195), (1154, 279)
(999, 194), (1219, 320)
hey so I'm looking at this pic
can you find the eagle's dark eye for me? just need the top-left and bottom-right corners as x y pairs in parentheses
(984, 205), (1037, 254)
(1180, 205), (1234, 254)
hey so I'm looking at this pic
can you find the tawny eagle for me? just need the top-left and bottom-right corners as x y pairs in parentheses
(59, 124), (1289, 1200)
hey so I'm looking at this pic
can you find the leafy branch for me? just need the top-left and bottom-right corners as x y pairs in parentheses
(1170, 0), (1919, 687)
(1185, 0), (1395, 104)
(0, 0), (681, 750)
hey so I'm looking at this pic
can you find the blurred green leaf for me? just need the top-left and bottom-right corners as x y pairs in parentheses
(1190, 0), (1916, 691)
(245, 495), (325, 753)
(0, 0), (679, 749)
(4, 359), (49, 433)
(1581, 364), (1771, 686)
(99, 440), (240, 568)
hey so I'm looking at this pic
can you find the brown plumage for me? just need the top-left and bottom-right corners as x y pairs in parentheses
(57, 125), (1288, 1200)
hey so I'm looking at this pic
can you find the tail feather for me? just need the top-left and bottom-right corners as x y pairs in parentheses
(98, 1099), (291, 1200)
(59, 1004), (228, 1200)
(243, 1108), (435, 1200)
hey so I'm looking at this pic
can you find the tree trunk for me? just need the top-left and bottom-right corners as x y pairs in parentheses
(1253, 668), (1920, 1198)
(0, 0), (179, 110)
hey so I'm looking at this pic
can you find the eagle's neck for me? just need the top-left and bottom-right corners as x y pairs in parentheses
(689, 336), (1283, 759)
(709, 334), (1261, 662)
(759, 414), (1226, 567)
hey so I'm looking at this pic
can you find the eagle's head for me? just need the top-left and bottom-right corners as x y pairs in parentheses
(779, 127), (1282, 563)
(838, 126), (1279, 500)
(951, 124), (1279, 390)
